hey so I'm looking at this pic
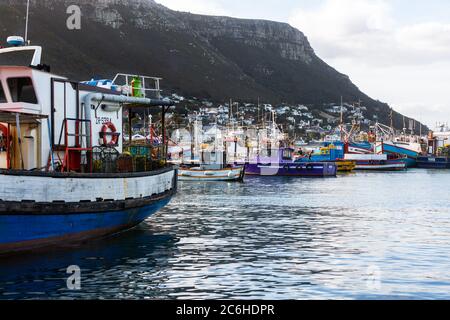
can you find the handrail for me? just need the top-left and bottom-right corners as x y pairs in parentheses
(111, 73), (162, 99)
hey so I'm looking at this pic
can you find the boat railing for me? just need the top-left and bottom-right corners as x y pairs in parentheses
(112, 73), (162, 99)
(86, 145), (168, 174)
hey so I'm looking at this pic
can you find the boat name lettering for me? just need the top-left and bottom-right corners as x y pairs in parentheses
(96, 117), (112, 125)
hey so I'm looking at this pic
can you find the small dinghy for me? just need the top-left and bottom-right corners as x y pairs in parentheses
(178, 165), (245, 182)
(178, 150), (245, 182)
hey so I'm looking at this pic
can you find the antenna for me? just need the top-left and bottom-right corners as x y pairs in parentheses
(25, 0), (30, 43)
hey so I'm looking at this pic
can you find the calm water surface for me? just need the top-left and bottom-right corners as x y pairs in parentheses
(1, 169), (450, 300)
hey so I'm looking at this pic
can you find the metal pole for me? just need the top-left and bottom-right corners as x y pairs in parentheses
(47, 118), (55, 171)
(15, 113), (25, 170)
(162, 105), (168, 165)
(25, 0), (30, 42)
(128, 107), (132, 144)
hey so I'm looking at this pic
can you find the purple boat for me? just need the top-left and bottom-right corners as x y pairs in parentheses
(241, 148), (337, 177)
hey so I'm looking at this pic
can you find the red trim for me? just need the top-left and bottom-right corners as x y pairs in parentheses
(0, 124), (10, 169)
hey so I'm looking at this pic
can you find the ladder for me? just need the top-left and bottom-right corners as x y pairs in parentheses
(47, 78), (93, 173)
(59, 118), (93, 172)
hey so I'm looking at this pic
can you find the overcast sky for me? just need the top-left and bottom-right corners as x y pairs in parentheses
(156, 0), (450, 127)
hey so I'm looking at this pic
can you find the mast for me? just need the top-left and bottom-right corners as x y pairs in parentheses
(229, 98), (233, 125)
(340, 96), (344, 141)
(257, 97), (260, 127)
(390, 108), (394, 131)
(25, 0), (30, 43)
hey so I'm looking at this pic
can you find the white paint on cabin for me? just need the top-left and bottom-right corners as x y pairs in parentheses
(0, 170), (175, 203)
(0, 56), (124, 170)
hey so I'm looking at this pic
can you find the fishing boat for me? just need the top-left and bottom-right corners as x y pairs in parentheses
(373, 122), (424, 167)
(178, 150), (244, 182)
(178, 165), (245, 181)
(295, 142), (356, 172)
(417, 125), (450, 169)
(374, 140), (421, 167)
(0, 38), (177, 254)
(416, 156), (450, 169)
(344, 154), (407, 171)
(243, 147), (337, 177)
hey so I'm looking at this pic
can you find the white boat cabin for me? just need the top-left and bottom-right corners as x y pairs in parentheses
(0, 42), (170, 172)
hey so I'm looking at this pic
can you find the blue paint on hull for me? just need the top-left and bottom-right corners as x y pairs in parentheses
(417, 157), (450, 169)
(379, 143), (419, 168)
(0, 197), (172, 251)
(400, 157), (417, 168)
(245, 163), (337, 177)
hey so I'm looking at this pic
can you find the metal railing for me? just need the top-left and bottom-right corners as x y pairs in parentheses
(111, 73), (162, 99)
(91, 145), (167, 174)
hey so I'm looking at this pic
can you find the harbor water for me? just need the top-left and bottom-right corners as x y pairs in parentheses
(0, 169), (450, 300)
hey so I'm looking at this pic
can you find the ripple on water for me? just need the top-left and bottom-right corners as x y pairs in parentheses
(0, 169), (449, 299)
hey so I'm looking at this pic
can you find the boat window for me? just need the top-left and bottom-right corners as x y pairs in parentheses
(7, 77), (38, 104)
(0, 82), (6, 103)
(282, 149), (292, 160)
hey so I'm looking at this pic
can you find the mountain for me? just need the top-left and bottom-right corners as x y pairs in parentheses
(0, 0), (421, 129)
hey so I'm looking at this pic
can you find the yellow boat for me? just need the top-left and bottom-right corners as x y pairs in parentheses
(335, 160), (356, 172)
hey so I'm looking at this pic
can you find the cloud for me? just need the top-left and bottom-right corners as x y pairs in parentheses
(289, 0), (450, 67)
(156, 0), (229, 16)
(288, 0), (450, 125)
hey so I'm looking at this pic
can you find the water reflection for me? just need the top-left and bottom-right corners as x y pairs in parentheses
(0, 169), (450, 299)
(0, 228), (178, 299)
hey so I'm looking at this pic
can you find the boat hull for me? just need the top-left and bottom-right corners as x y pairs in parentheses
(375, 142), (420, 168)
(416, 156), (450, 169)
(245, 162), (337, 177)
(335, 160), (357, 172)
(0, 167), (177, 254)
(354, 162), (406, 171)
(0, 193), (173, 254)
(178, 166), (245, 181)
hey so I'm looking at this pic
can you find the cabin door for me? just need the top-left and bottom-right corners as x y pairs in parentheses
(9, 124), (39, 170)
(0, 124), (8, 169)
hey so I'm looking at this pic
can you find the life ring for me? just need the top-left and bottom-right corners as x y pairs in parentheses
(101, 122), (119, 146)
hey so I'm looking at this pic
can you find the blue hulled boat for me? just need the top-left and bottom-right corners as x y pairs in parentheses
(416, 156), (450, 169)
(242, 148), (337, 177)
(295, 142), (356, 172)
(417, 127), (450, 169)
(0, 170), (176, 253)
(0, 40), (177, 254)
(375, 141), (422, 168)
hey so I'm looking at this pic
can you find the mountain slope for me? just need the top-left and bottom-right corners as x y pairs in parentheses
(0, 0), (417, 129)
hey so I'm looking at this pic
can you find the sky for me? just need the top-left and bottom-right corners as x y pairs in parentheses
(156, 0), (450, 127)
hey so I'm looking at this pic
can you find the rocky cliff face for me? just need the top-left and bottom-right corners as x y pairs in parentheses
(0, 0), (413, 128)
